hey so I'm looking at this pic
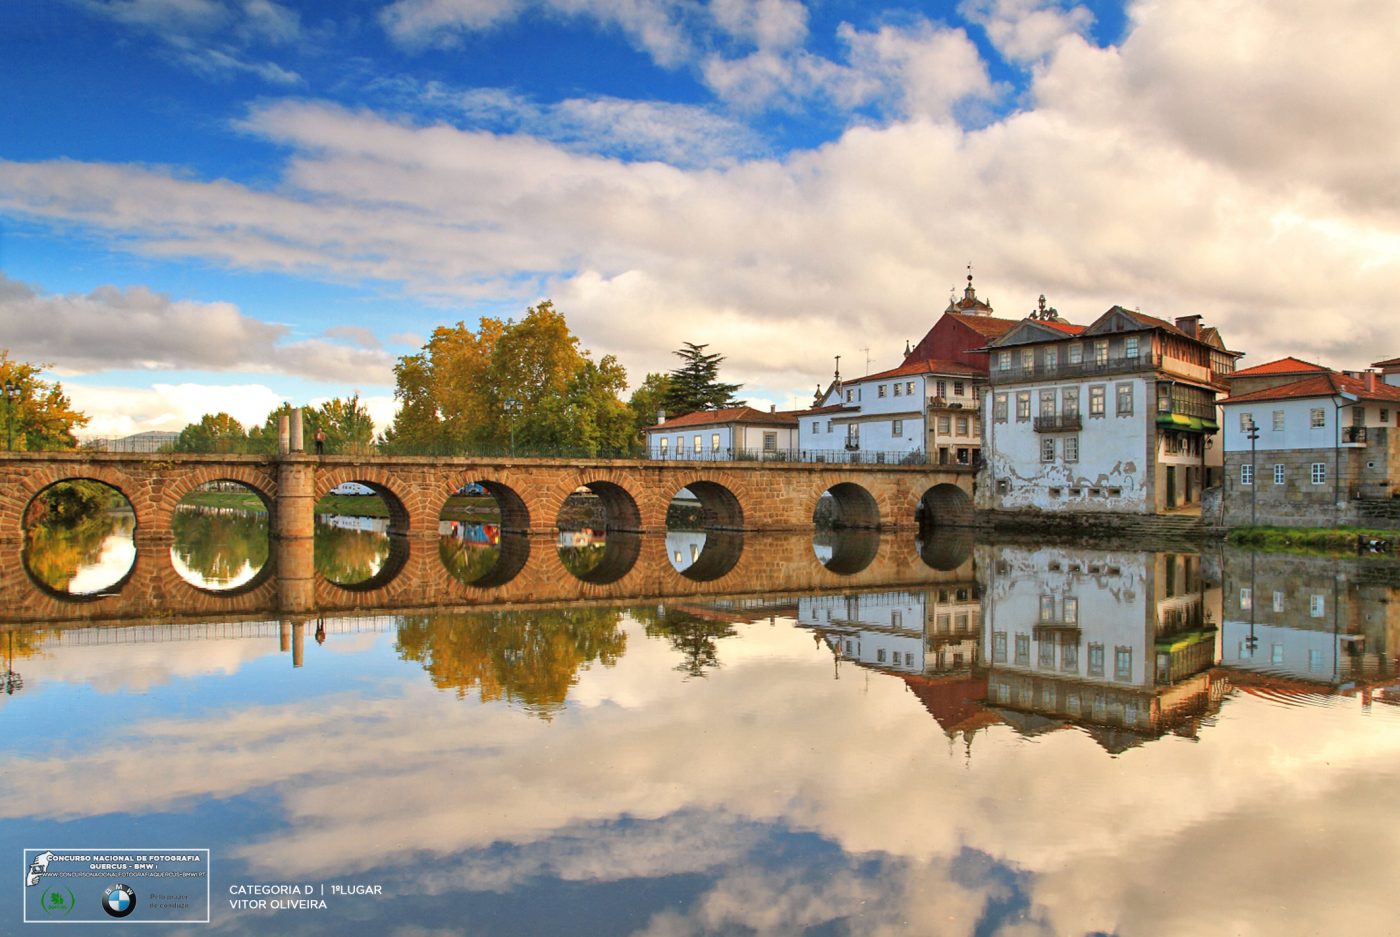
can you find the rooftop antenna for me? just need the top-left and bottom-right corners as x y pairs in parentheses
(860, 346), (871, 373)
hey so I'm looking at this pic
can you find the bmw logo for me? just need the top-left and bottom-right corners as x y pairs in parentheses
(102, 883), (137, 918)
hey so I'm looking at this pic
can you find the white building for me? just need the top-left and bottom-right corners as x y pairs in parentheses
(980, 306), (1238, 515)
(799, 358), (984, 465)
(1218, 365), (1400, 527)
(644, 406), (799, 460)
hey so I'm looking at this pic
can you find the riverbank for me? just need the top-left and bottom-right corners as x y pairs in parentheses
(1227, 525), (1396, 557)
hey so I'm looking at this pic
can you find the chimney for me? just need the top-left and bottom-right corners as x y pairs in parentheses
(1365, 370), (1377, 393)
(657, 409), (666, 424)
(1175, 315), (1203, 339)
(770, 404), (776, 413)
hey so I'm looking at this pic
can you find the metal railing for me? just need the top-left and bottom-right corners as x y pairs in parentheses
(1033, 414), (1083, 433)
(989, 350), (1217, 384)
(1343, 426), (1369, 444)
(646, 447), (947, 465)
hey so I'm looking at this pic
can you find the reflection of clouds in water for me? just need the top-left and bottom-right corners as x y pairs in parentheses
(5, 617), (1400, 934)
(64, 532), (135, 594)
(169, 548), (259, 590)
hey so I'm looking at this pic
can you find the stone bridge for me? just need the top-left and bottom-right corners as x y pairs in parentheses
(0, 451), (974, 541)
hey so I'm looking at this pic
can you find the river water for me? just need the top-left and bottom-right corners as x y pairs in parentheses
(2, 507), (1399, 936)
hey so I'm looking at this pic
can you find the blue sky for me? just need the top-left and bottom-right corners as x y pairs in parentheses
(3, 0), (1398, 435)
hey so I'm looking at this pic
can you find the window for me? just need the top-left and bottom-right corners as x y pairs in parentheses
(1240, 463), (1253, 485)
(1272, 591), (1284, 612)
(1039, 595), (1055, 622)
(1311, 462), (1326, 484)
(659, 438), (669, 456)
(826, 420), (832, 433)
(993, 632), (1007, 663)
(846, 424), (859, 445)
(876, 649), (886, 663)
(1094, 340), (1109, 364)
(1045, 347), (1058, 369)
(1116, 383), (1134, 416)
(1240, 587), (1252, 610)
(1041, 437), (1056, 462)
(712, 433), (720, 453)
(936, 380), (947, 397)
(812, 421), (819, 433)
(1040, 389), (1057, 417)
(892, 419), (903, 437)
(676, 436), (685, 455)
(1274, 464), (1284, 485)
(878, 384), (887, 398)
(763, 432), (777, 452)
(938, 416), (952, 434)
(1062, 387), (1079, 415)
(1020, 348), (1034, 370)
(846, 389), (855, 403)
(1016, 392), (1031, 421)
(1383, 408), (1391, 423)
(1089, 385), (1106, 417)
(956, 416), (969, 435)
(1240, 411), (1254, 431)
(1064, 436), (1079, 462)
(1310, 408), (1325, 428)
(1272, 410), (1284, 431)
(1039, 640), (1055, 668)
(1088, 643), (1104, 676)
(1114, 646), (1133, 681)
(694, 435), (702, 455)
(1062, 643), (1078, 672)
(997, 352), (1011, 371)
(1310, 593), (1325, 617)
(1308, 649), (1323, 671)
(906, 381), (915, 395)
(954, 381), (965, 396)
(994, 393), (1008, 422)
(893, 383), (901, 396)
(1069, 344), (1083, 365)
(1271, 644), (1285, 665)
(1015, 634), (1030, 666)
(1063, 597), (1077, 622)
(1124, 335), (1139, 358)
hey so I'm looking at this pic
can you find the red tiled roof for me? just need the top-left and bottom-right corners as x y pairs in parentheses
(1371, 356), (1400, 369)
(944, 313), (1022, 339)
(1231, 356), (1330, 378)
(645, 406), (800, 431)
(1220, 372), (1400, 405)
(1039, 319), (1086, 335)
(857, 357), (981, 383)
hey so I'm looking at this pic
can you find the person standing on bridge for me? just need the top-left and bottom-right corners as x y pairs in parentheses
(315, 427), (325, 455)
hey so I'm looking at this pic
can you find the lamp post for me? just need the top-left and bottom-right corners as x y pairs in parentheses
(504, 398), (520, 457)
(3, 379), (17, 452)
(1246, 417), (1259, 526)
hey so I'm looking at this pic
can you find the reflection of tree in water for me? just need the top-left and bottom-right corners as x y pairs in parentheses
(24, 509), (133, 593)
(630, 605), (737, 678)
(558, 543), (607, 577)
(171, 508), (269, 584)
(395, 607), (628, 718)
(314, 520), (390, 585)
(438, 537), (500, 585)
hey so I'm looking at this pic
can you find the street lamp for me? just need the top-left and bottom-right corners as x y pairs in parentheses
(504, 398), (521, 457)
(3, 379), (18, 452)
(1245, 417), (1259, 526)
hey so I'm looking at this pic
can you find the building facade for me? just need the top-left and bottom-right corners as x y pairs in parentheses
(980, 306), (1237, 515)
(645, 407), (799, 460)
(1218, 367), (1400, 527)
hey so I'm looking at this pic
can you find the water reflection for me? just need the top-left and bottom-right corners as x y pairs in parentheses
(3, 543), (1400, 936)
(557, 529), (641, 584)
(665, 529), (744, 581)
(814, 527), (881, 574)
(170, 506), (269, 590)
(315, 514), (399, 588)
(439, 520), (531, 588)
(23, 508), (135, 596)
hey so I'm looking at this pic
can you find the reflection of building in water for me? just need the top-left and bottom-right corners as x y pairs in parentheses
(317, 514), (389, 533)
(797, 580), (980, 677)
(665, 530), (707, 573)
(977, 544), (1226, 752)
(1220, 551), (1399, 690)
(557, 529), (605, 548)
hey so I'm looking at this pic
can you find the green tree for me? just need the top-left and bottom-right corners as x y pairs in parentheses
(385, 301), (632, 456)
(174, 412), (248, 453)
(662, 342), (744, 417)
(0, 351), (88, 451)
(316, 394), (376, 454)
(627, 372), (673, 454)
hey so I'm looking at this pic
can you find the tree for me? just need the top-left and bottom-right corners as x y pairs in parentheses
(662, 342), (744, 417)
(385, 301), (633, 456)
(0, 351), (88, 451)
(316, 395), (375, 454)
(174, 413), (248, 453)
(627, 372), (672, 454)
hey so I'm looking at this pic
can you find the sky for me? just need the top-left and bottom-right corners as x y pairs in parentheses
(2, 0), (1399, 438)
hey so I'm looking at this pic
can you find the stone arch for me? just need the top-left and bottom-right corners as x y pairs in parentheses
(545, 477), (644, 533)
(314, 467), (412, 534)
(4, 464), (146, 539)
(674, 478), (746, 530)
(430, 472), (533, 533)
(918, 483), (974, 529)
(160, 464), (277, 524)
(814, 481), (882, 529)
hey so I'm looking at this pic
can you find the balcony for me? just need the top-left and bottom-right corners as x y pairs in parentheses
(1033, 414), (1083, 433)
(1343, 426), (1369, 445)
(929, 396), (966, 409)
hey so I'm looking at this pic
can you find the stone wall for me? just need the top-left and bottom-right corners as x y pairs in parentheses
(1222, 429), (1398, 528)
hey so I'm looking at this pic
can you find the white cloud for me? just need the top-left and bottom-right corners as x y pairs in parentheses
(709, 0), (808, 50)
(0, 274), (394, 384)
(959, 0), (1095, 64)
(66, 382), (287, 437)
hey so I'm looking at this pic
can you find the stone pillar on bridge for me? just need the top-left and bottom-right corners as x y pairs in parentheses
(289, 407), (304, 453)
(274, 455), (316, 615)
